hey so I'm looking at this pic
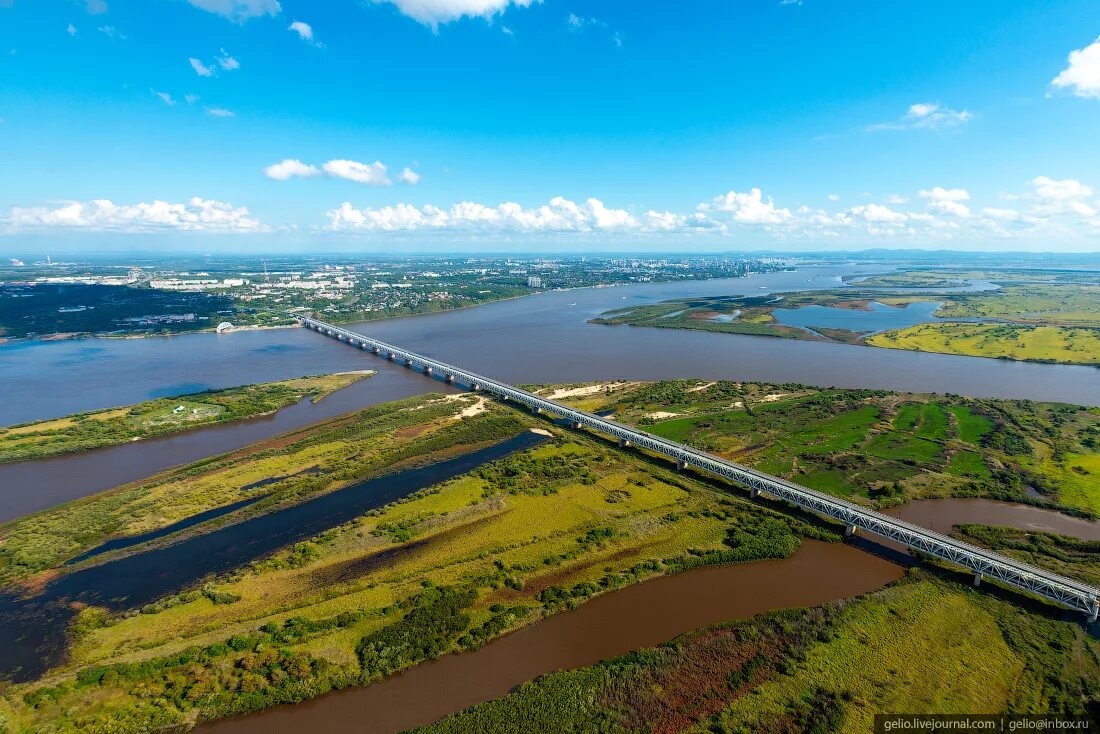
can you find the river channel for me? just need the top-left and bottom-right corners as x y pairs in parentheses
(199, 539), (905, 734)
(3, 264), (1099, 730)
(0, 369), (454, 522)
(887, 498), (1100, 540)
(198, 497), (1100, 734)
(3, 264), (1099, 432)
(0, 431), (548, 682)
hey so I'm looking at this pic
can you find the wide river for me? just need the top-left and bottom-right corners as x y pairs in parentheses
(10, 263), (1100, 521)
(3, 263), (1098, 731)
(3, 264), (1099, 431)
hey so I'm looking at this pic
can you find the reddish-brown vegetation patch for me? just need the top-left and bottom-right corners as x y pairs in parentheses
(607, 625), (782, 734)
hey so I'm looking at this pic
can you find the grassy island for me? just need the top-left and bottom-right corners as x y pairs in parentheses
(592, 267), (1100, 367)
(0, 372), (373, 464)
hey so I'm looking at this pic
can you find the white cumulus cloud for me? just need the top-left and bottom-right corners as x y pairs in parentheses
(1051, 36), (1100, 99)
(868, 102), (973, 132)
(311, 179), (1100, 243)
(701, 188), (792, 224)
(849, 203), (908, 224)
(183, 0), (281, 22)
(370, 0), (536, 28)
(920, 186), (972, 217)
(982, 207), (1020, 221)
(288, 20), (321, 46)
(328, 196), (649, 232)
(206, 107), (235, 117)
(153, 89), (176, 106)
(265, 158), (423, 186)
(327, 196), (733, 235)
(9, 197), (264, 232)
(323, 159), (391, 185)
(264, 159), (321, 180)
(217, 49), (239, 70)
(189, 57), (214, 77)
(1029, 176), (1096, 217)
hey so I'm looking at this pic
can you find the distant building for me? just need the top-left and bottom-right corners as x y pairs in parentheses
(526, 275), (542, 288)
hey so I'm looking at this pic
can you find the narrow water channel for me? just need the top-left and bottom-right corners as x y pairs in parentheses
(886, 498), (1100, 540)
(198, 540), (904, 734)
(0, 431), (547, 682)
(196, 495), (1100, 734)
(0, 370), (453, 523)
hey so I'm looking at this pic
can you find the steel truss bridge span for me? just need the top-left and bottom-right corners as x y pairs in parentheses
(297, 315), (1100, 621)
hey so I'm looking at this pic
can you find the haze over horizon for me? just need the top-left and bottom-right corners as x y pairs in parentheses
(2, 0), (1100, 253)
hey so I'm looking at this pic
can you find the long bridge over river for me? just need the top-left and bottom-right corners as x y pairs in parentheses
(297, 315), (1100, 622)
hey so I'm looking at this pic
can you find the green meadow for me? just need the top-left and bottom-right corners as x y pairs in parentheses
(592, 268), (1100, 367)
(418, 575), (1100, 734)
(1, 378), (1097, 732)
(0, 372), (373, 464)
(550, 379), (1100, 516)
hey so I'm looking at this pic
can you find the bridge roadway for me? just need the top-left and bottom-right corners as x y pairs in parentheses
(297, 315), (1100, 621)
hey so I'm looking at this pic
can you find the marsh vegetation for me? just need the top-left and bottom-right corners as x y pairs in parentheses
(593, 267), (1100, 367)
(2, 378), (1098, 732)
(0, 373), (372, 465)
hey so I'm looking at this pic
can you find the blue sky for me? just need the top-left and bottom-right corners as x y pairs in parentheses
(2, 0), (1100, 252)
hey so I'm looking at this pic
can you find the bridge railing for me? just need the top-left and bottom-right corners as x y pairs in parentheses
(296, 315), (1100, 620)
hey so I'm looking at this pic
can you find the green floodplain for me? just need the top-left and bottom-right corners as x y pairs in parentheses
(0, 378), (1097, 732)
(0, 373), (373, 465)
(592, 267), (1100, 367)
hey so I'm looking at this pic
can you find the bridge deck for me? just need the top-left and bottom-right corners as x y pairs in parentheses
(297, 315), (1100, 621)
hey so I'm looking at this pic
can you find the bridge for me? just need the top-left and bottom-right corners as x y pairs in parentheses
(297, 315), (1100, 622)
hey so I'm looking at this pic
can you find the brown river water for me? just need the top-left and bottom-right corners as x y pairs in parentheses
(196, 498), (1098, 734)
(199, 540), (904, 734)
(0, 370), (453, 522)
(886, 497), (1100, 540)
(3, 265), (1098, 431)
(2, 265), (1098, 729)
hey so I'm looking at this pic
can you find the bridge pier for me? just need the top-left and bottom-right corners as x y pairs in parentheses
(424, 366), (432, 375)
(471, 384), (481, 392)
(372, 346), (381, 354)
(618, 439), (632, 448)
(405, 358), (414, 367)
(676, 460), (687, 471)
(1090, 603), (1098, 623)
(571, 421), (582, 429)
(531, 406), (542, 414)
(845, 523), (857, 537)
(750, 488), (760, 499)
(973, 573), (982, 587)
(387, 352), (396, 361)
(446, 374), (455, 384)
